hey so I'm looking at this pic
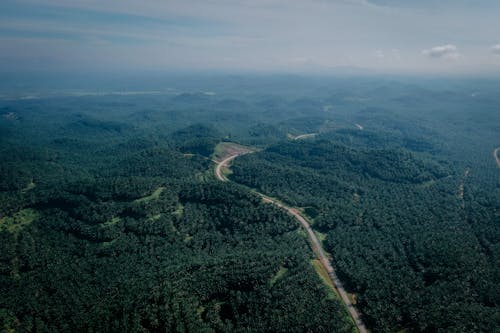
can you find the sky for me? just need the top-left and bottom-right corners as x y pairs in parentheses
(1, 0), (500, 75)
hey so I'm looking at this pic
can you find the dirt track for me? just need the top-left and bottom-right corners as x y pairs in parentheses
(214, 152), (368, 333)
(215, 154), (241, 181)
(294, 133), (317, 140)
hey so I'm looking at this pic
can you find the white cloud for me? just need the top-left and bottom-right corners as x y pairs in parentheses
(4, 1), (500, 73)
(492, 44), (500, 54)
(422, 44), (460, 60)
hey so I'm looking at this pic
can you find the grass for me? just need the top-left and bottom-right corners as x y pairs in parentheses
(212, 142), (227, 161)
(212, 142), (255, 162)
(196, 306), (205, 315)
(311, 259), (338, 300)
(134, 186), (166, 203)
(220, 165), (233, 178)
(21, 180), (36, 193)
(270, 266), (288, 286)
(173, 203), (184, 217)
(101, 239), (117, 247)
(314, 230), (327, 243)
(102, 216), (121, 227)
(296, 226), (307, 237)
(149, 213), (162, 221)
(0, 208), (39, 233)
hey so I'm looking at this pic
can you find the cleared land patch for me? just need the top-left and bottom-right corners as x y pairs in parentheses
(0, 208), (38, 233)
(270, 266), (288, 286)
(22, 180), (36, 192)
(102, 216), (121, 227)
(213, 142), (255, 181)
(212, 142), (255, 163)
(134, 186), (166, 203)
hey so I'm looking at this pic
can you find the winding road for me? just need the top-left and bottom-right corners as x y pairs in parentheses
(494, 147), (500, 168)
(214, 152), (368, 333)
(215, 154), (241, 182)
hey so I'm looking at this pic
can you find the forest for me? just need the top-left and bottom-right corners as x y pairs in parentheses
(231, 136), (498, 332)
(1, 75), (499, 332)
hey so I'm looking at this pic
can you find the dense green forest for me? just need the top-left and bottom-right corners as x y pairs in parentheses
(1, 75), (499, 332)
(231, 137), (499, 332)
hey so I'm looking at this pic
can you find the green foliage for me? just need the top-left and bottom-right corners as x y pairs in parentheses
(0, 208), (38, 233)
(231, 131), (499, 332)
(1, 76), (499, 332)
(0, 97), (354, 332)
(172, 124), (222, 156)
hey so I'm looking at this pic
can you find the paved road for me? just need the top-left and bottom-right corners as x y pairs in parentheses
(215, 152), (368, 333)
(494, 147), (500, 168)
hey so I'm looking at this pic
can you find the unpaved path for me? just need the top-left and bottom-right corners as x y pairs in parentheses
(294, 133), (317, 140)
(458, 167), (470, 208)
(215, 154), (241, 182)
(214, 152), (368, 333)
(494, 148), (500, 168)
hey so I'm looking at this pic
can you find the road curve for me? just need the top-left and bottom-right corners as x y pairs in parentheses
(214, 153), (368, 333)
(494, 148), (500, 168)
(215, 154), (240, 181)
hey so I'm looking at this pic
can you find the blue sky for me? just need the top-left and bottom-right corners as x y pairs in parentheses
(1, 0), (500, 74)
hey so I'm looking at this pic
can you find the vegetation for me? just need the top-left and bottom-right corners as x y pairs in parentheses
(230, 117), (499, 331)
(0, 75), (498, 332)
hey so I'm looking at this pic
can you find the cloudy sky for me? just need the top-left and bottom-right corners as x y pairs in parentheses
(1, 0), (500, 74)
